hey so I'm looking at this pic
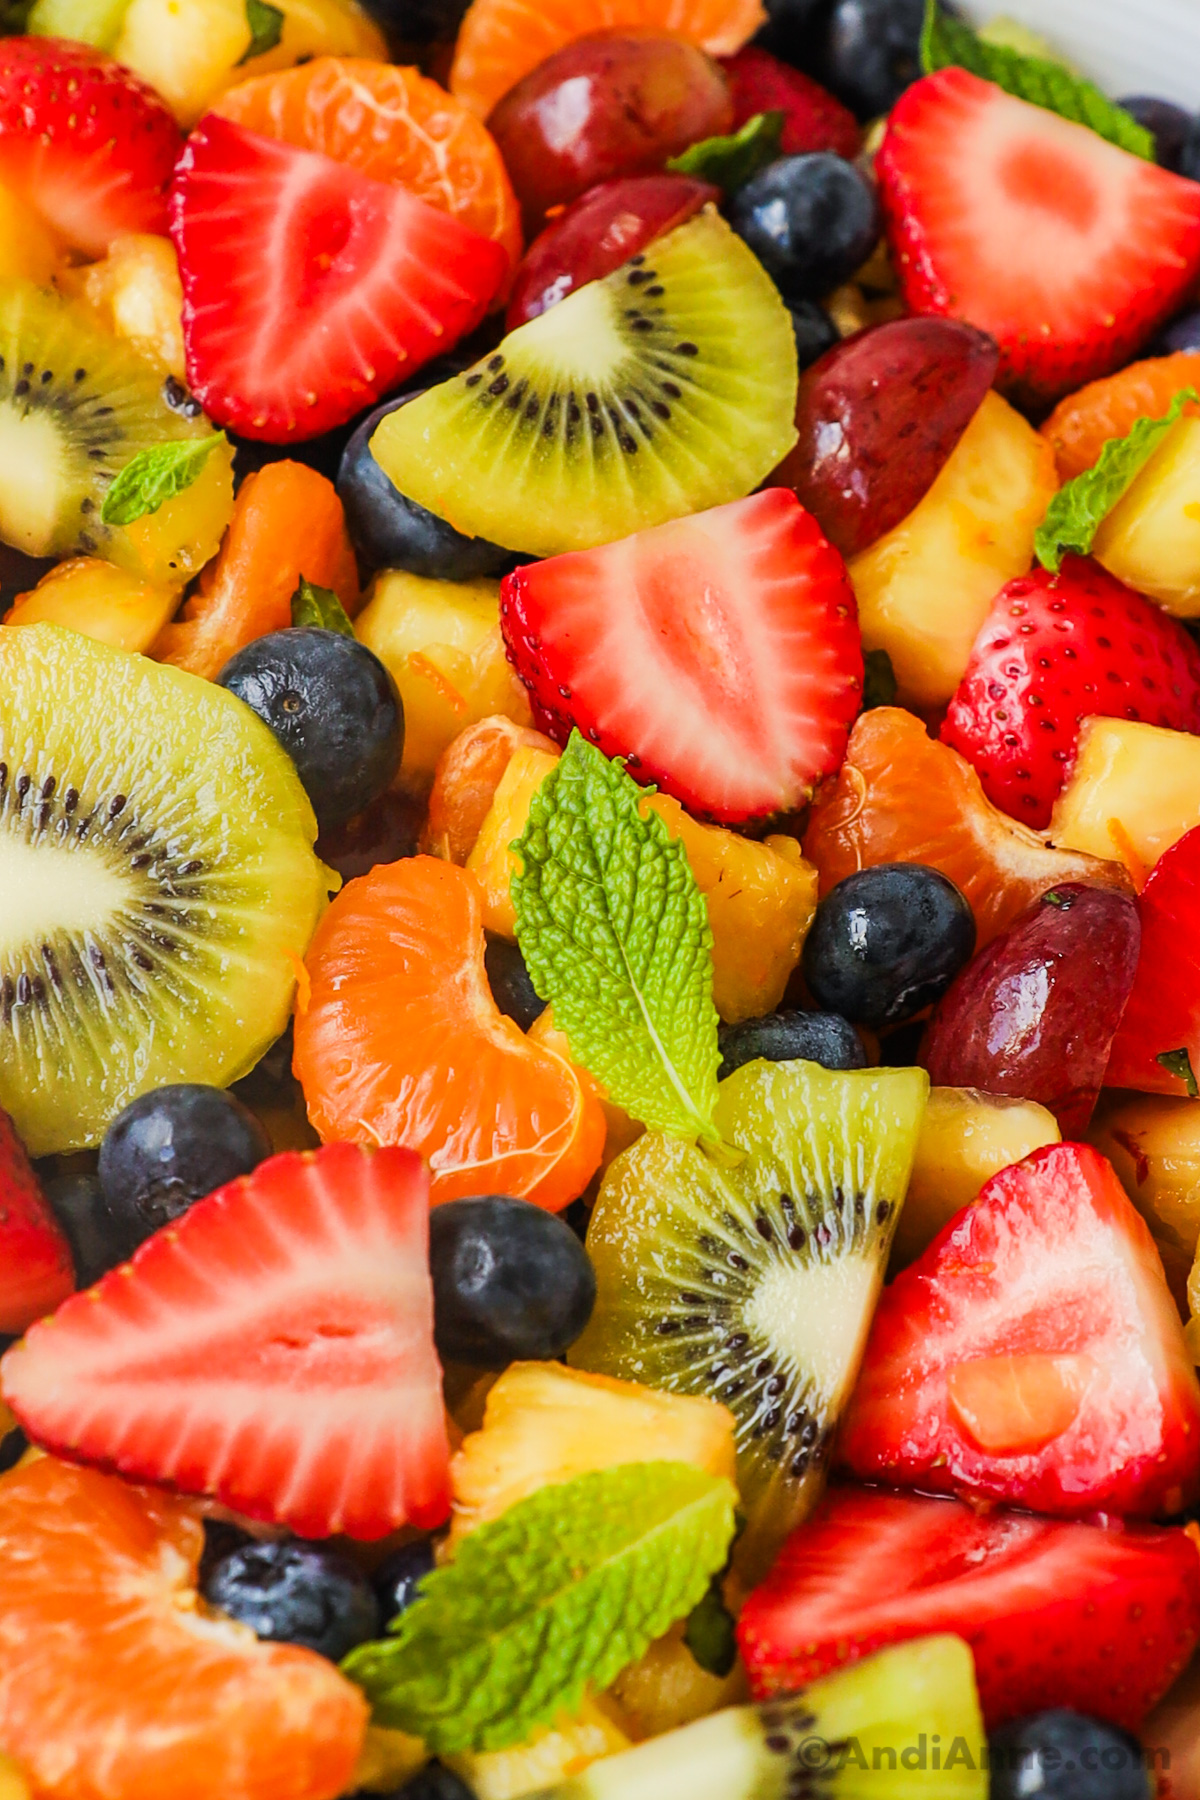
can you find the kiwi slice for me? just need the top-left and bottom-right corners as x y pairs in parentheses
(0, 623), (333, 1156)
(370, 207), (799, 559)
(570, 1059), (928, 1581)
(526, 1636), (986, 1800)
(27, 0), (131, 49)
(0, 280), (214, 560)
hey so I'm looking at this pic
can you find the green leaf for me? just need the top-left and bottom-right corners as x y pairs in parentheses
(861, 647), (897, 712)
(100, 435), (226, 528)
(238, 0), (284, 62)
(1035, 388), (1199, 573)
(683, 1576), (737, 1678)
(511, 731), (721, 1144)
(920, 0), (1154, 159)
(291, 576), (355, 636)
(666, 111), (785, 194)
(341, 1461), (737, 1754)
(1158, 1048), (1200, 1099)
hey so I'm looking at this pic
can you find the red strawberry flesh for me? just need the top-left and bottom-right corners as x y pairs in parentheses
(719, 46), (860, 160)
(0, 1107), (73, 1337)
(1107, 822), (1200, 1096)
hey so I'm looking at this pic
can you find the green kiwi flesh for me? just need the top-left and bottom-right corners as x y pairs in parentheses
(0, 280), (213, 559)
(0, 623), (333, 1156)
(525, 1636), (986, 1800)
(27, 0), (131, 50)
(570, 1059), (929, 1582)
(370, 207), (799, 558)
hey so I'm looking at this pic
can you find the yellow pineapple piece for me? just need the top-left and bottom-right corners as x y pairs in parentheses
(0, 178), (64, 286)
(1049, 716), (1200, 871)
(848, 390), (1058, 708)
(606, 1621), (748, 1741)
(107, 433), (236, 592)
(0, 1401), (15, 1441)
(892, 1086), (1060, 1271)
(1093, 414), (1200, 616)
(446, 1697), (632, 1799)
(0, 1752), (30, 1800)
(355, 570), (533, 792)
(352, 1727), (428, 1794)
(4, 556), (178, 653)
(114, 0), (385, 126)
(528, 1005), (643, 1172)
(450, 1362), (736, 1544)
(1091, 1092), (1200, 1305)
(468, 745), (819, 1022)
(83, 234), (186, 380)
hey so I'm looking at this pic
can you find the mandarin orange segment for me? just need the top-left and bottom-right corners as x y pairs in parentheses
(421, 714), (559, 862)
(0, 1456), (366, 1800)
(802, 707), (1130, 948)
(293, 856), (605, 1210)
(1042, 351), (1200, 483)
(214, 58), (522, 273)
(449, 0), (764, 119)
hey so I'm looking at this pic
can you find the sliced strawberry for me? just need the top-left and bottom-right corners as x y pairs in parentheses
(0, 37), (181, 257)
(1108, 823), (1200, 1096)
(737, 1485), (1200, 1729)
(499, 488), (863, 823)
(170, 115), (508, 441)
(839, 1142), (1200, 1517)
(0, 1143), (450, 1540)
(940, 557), (1200, 829)
(0, 1107), (73, 1337)
(878, 68), (1200, 406)
(718, 47), (860, 159)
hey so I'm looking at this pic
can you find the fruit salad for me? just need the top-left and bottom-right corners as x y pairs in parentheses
(5, 1), (1200, 1798)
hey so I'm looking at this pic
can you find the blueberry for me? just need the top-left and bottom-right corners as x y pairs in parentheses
(1118, 96), (1193, 171)
(338, 393), (511, 580)
(801, 862), (976, 1027)
(787, 298), (839, 370)
(43, 1170), (133, 1284)
(354, 0), (470, 49)
(99, 1084), (273, 1247)
(429, 1195), (596, 1367)
(718, 1009), (866, 1079)
(1182, 116), (1200, 183)
(383, 1766), (477, 1800)
(372, 1537), (435, 1624)
(754, 0), (833, 68)
(203, 1539), (381, 1662)
(218, 627), (403, 834)
(1150, 306), (1200, 354)
(815, 0), (927, 118)
(484, 935), (544, 1031)
(198, 1518), (253, 1586)
(988, 1710), (1151, 1799)
(730, 155), (879, 301)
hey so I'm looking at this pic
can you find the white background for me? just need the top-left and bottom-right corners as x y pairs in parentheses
(958, 0), (1200, 110)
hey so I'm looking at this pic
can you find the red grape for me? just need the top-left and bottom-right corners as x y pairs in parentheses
(486, 31), (733, 232)
(921, 883), (1140, 1138)
(769, 317), (1000, 560)
(505, 173), (719, 329)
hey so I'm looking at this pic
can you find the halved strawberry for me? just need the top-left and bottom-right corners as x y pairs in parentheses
(498, 488), (863, 823)
(0, 1143), (450, 1540)
(839, 1142), (1200, 1517)
(878, 68), (1200, 406)
(170, 115), (508, 441)
(718, 47), (860, 160)
(0, 1107), (73, 1337)
(0, 38), (181, 257)
(1108, 823), (1200, 1096)
(737, 1485), (1200, 1730)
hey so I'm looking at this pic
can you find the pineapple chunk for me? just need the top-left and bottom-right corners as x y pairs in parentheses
(449, 1363), (737, 1544)
(0, 1752), (30, 1800)
(848, 391), (1058, 709)
(0, 177), (64, 285)
(107, 435), (237, 592)
(892, 1086), (1060, 1270)
(355, 570), (533, 792)
(352, 1727), (428, 1794)
(1049, 716), (1200, 870)
(83, 234), (186, 380)
(1090, 1092), (1200, 1305)
(606, 1621), (748, 1741)
(468, 745), (819, 1022)
(446, 1697), (632, 1799)
(1094, 413), (1200, 616)
(4, 556), (178, 652)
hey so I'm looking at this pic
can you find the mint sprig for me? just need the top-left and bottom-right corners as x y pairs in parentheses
(1036, 388), (1198, 573)
(511, 732), (721, 1145)
(667, 111), (785, 194)
(1158, 1047), (1200, 1098)
(238, 0), (283, 62)
(921, 0), (1154, 160)
(291, 576), (354, 636)
(342, 1461), (737, 1754)
(101, 435), (226, 528)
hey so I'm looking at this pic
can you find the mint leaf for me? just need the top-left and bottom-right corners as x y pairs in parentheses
(511, 731), (721, 1144)
(920, 0), (1154, 159)
(1158, 1048), (1199, 1098)
(100, 435), (225, 528)
(342, 1461), (737, 1754)
(238, 0), (283, 61)
(666, 111), (785, 194)
(291, 576), (354, 636)
(1036, 388), (1199, 573)
(683, 1575), (737, 1677)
